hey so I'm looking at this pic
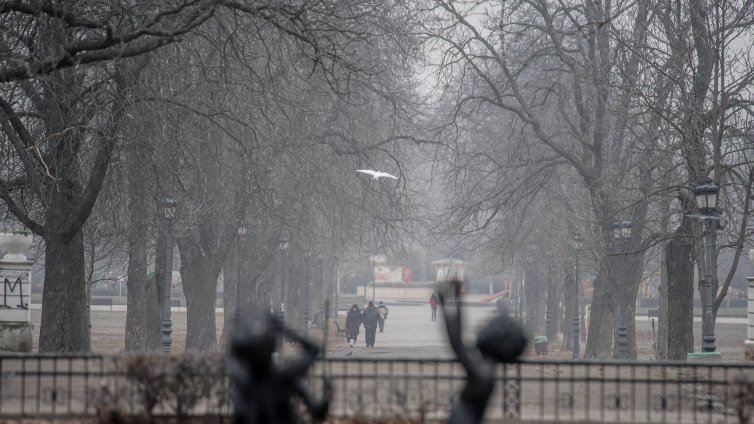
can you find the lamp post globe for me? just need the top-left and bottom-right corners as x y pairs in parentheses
(694, 177), (719, 215)
(612, 220), (631, 359)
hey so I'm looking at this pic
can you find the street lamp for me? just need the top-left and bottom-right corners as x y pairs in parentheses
(334, 257), (340, 320)
(694, 177), (719, 352)
(572, 233), (583, 359)
(277, 231), (289, 349)
(161, 196), (177, 353)
(303, 255), (310, 337)
(612, 220), (632, 359)
(235, 225), (247, 322)
(369, 255), (379, 302)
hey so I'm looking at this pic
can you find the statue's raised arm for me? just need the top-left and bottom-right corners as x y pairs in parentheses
(438, 280), (528, 424)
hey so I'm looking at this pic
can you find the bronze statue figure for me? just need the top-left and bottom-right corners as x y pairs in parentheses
(438, 280), (527, 424)
(227, 311), (331, 424)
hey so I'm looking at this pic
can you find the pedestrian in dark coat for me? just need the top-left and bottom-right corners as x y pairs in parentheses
(361, 301), (381, 347)
(345, 304), (362, 347)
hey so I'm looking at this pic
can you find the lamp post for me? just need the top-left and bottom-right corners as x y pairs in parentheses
(161, 196), (177, 353)
(334, 258), (340, 319)
(369, 255), (378, 302)
(303, 254), (310, 337)
(572, 233), (583, 359)
(745, 249), (754, 361)
(277, 232), (289, 349)
(235, 225), (247, 322)
(612, 220), (632, 359)
(517, 268), (524, 324)
(694, 178), (719, 352)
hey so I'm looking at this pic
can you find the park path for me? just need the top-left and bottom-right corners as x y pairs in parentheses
(327, 303), (499, 359)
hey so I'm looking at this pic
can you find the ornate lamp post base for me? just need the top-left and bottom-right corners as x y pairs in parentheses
(277, 306), (285, 350)
(161, 319), (173, 353)
(617, 323), (628, 359)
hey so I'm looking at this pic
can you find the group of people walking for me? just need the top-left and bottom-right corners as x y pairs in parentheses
(343, 295), (441, 348)
(345, 301), (389, 347)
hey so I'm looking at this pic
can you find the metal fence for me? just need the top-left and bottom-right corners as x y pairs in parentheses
(1, 353), (753, 422)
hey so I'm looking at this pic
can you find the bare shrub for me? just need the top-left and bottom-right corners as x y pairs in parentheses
(731, 374), (754, 424)
(103, 353), (229, 422)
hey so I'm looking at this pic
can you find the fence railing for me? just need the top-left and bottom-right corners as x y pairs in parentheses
(1, 353), (753, 422)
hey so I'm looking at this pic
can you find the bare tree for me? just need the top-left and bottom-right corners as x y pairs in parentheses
(422, 0), (663, 358)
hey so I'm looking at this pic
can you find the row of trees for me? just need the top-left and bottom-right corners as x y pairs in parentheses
(427, 0), (754, 358)
(0, 0), (422, 352)
(1, 0), (752, 355)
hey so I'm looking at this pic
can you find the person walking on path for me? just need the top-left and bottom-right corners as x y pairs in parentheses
(429, 293), (439, 322)
(376, 301), (389, 333)
(345, 304), (362, 347)
(361, 301), (381, 347)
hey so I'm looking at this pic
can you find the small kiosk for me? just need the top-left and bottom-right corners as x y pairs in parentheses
(432, 259), (466, 290)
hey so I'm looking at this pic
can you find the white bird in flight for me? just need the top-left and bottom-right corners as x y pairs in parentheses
(356, 169), (398, 180)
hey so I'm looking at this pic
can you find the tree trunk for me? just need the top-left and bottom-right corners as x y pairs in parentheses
(665, 217), (695, 359)
(39, 231), (90, 352)
(524, 264), (546, 335)
(178, 238), (221, 351)
(125, 141), (152, 352)
(657, 202), (671, 359)
(584, 272), (617, 359)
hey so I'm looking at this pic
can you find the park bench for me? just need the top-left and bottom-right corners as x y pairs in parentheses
(90, 297), (113, 311)
(332, 319), (346, 337)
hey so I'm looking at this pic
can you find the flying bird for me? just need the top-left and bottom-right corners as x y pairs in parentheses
(356, 169), (398, 180)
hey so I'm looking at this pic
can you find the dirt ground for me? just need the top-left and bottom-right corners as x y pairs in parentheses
(29, 309), (337, 354)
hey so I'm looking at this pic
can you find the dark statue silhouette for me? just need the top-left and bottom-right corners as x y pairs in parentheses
(438, 280), (527, 424)
(227, 311), (331, 424)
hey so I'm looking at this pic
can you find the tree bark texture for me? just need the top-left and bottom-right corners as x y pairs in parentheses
(665, 217), (695, 359)
(124, 133), (164, 352)
(584, 271), (618, 359)
(39, 232), (90, 352)
(125, 142), (150, 351)
(178, 237), (223, 351)
(524, 264), (546, 336)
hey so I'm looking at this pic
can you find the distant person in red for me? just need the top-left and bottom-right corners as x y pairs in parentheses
(429, 293), (439, 322)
